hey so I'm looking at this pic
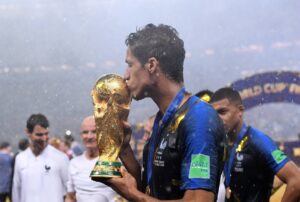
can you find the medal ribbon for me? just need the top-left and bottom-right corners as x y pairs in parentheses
(224, 124), (248, 188)
(147, 87), (186, 185)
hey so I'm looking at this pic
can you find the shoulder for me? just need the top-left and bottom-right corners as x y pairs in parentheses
(69, 154), (85, 165)
(249, 127), (286, 160)
(248, 127), (276, 148)
(185, 96), (220, 120)
(182, 96), (223, 131)
(14, 148), (31, 169)
(15, 148), (30, 160)
(248, 126), (289, 168)
(0, 153), (12, 162)
(47, 145), (69, 161)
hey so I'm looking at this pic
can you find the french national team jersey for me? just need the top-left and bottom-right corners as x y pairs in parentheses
(143, 93), (225, 200)
(179, 96), (224, 192)
(227, 125), (289, 202)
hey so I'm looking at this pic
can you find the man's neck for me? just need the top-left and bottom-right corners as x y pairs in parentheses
(152, 81), (184, 114)
(227, 122), (244, 145)
(85, 148), (99, 160)
(30, 145), (45, 156)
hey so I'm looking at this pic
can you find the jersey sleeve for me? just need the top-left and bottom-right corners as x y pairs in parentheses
(12, 154), (21, 202)
(66, 159), (76, 193)
(56, 153), (70, 196)
(251, 128), (289, 174)
(180, 100), (224, 193)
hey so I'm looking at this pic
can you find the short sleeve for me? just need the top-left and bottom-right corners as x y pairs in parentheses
(251, 128), (289, 174)
(180, 100), (224, 193)
(67, 159), (75, 193)
(60, 154), (69, 195)
(12, 153), (23, 202)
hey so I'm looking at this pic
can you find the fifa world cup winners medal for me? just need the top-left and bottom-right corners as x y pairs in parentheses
(90, 74), (131, 179)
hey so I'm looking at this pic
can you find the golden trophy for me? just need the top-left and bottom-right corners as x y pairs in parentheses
(90, 74), (131, 179)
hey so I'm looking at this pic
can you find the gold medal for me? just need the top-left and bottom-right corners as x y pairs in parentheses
(145, 185), (151, 195)
(226, 187), (232, 199)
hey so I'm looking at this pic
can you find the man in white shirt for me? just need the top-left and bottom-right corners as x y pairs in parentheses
(65, 116), (122, 202)
(12, 113), (69, 202)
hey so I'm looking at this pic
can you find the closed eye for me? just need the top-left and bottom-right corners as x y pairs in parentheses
(217, 109), (228, 115)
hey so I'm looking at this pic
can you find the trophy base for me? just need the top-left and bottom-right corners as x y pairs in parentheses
(90, 161), (122, 180)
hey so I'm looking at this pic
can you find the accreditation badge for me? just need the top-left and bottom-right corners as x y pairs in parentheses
(145, 185), (151, 195)
(226, 187), (232, 199)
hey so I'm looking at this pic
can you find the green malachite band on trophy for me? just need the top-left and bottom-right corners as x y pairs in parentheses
(95, 161), (122, 167)
(90, 161), (122, 178)
(90, 170), (121, 177)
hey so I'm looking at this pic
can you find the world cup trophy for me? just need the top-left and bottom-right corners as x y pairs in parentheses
(90, 74), (131, 179)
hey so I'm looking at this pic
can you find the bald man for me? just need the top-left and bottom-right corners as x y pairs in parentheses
(65, 116), (120, 202)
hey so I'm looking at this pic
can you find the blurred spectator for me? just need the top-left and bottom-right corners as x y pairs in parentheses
(18, 138), (30, 152)
(195, 89), (214, 103)
(11, 138), (30, 194)
(64, 132), (83, 157)
(12, 138), (30, 163)
(65, 115), (120, 202)
(49, 137), (62, 150)
(59, 140), (73, 160)
(135, 115), (155, 165)
(0, 141), (13, 202)
(12, 113), (69, 202)
(142, 115), (155, 142)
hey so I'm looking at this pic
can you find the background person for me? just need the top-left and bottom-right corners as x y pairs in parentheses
(135, 115), (155, 165)
(211, 87), (300, 202)
(195, 89), (214, 103)
(65, 115), (121, 202)
(12, 113), (69, 202)
(11, 138), (30, 198)
(64, 132), (83, 157)
(0, 141), (13, 202)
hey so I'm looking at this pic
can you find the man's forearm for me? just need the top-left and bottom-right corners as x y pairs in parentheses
(276, 161), (300, 202)
(65, 192), (76, 202)
(281, 180), (300, 202)
(127, 188), (214, 202)
(119, 144), (142, 190)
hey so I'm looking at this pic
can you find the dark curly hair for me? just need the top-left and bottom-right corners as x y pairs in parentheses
(125, 24), (185, 83)
(26, 113), (49, 133)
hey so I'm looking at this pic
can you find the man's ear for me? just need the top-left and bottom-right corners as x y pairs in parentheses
(146, 57), (159, 74)
(25, 128), (31, 137)
(238, 104), (245, 117)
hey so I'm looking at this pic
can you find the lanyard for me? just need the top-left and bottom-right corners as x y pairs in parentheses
(224, 124), (248, 187)
(147, 87), (186, 185)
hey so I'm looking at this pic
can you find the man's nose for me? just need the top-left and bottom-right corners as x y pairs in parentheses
(41, 135), (48, 141)
(88, 131), (95, 136)
(123, 69), (130, 80)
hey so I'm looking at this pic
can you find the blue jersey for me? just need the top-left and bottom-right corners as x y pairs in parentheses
(227, 125), (289, 202)
(142, 93), (225, 199)
(180, 96), (224, 191)
(0, 153), (13, 193)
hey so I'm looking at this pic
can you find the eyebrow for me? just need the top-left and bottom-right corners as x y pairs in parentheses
(35, 132), (49, 136)
(217, 108), (228, 112)
(81, 130), (96, 133)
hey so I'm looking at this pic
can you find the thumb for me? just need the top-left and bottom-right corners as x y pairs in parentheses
(120, 166), (128, 177)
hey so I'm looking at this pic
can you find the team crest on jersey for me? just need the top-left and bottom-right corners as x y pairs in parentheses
(153, 138), (167, 167)
(236, 153), (244, 161)
(234, 153), (244, 172)
(159, 139), (167, 150)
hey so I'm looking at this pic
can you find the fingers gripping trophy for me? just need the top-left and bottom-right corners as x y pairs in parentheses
(90, 74), (131, 180)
